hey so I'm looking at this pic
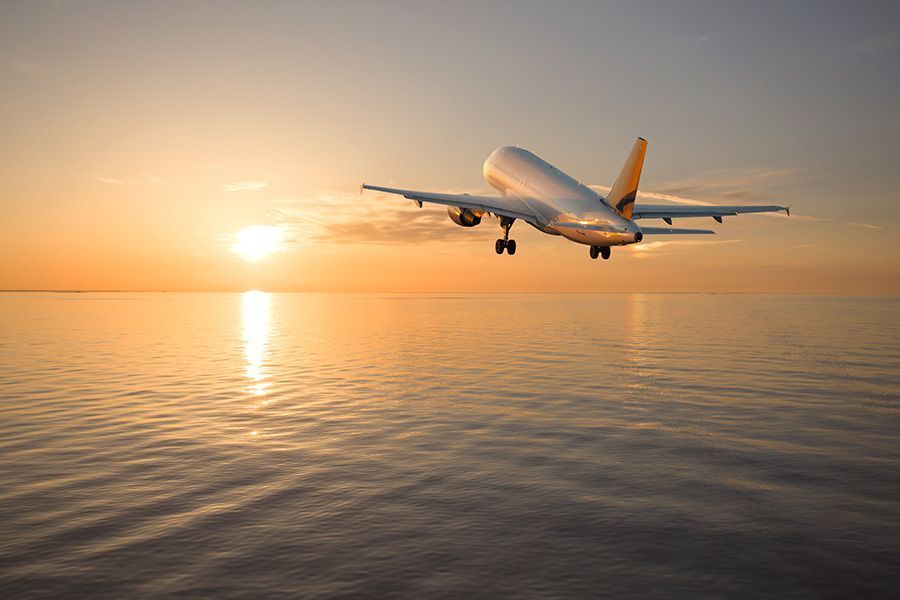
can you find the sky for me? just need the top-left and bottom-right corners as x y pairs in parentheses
(1, 0), (898, 293)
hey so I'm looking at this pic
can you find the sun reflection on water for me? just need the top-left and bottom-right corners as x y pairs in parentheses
(241, 290), (271, 398)
(624, 293), (650, 392)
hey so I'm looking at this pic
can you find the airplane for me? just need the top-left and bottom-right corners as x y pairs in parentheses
(361, 138), (789, 260)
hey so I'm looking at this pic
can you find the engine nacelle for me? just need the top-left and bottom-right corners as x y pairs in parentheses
(447, 206), (483, 227)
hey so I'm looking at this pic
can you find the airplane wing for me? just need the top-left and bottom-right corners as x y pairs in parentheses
(361, 184), (537, 222)
(632, 204), (789, 222)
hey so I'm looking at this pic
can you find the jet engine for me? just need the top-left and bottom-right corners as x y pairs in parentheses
(447, 206), (483, 227)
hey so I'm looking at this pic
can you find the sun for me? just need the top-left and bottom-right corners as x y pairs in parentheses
(232, 225), (283, 261)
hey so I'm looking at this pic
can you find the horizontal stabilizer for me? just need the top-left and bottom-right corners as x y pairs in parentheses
(640, 227), (716, 235)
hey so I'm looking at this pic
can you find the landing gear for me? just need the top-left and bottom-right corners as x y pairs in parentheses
(590, 246), (611, 260)
(495, 217), (516, 255)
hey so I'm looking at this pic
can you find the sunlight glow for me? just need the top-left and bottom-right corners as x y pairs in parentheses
(241, 290), (271, 397)
(232, 225), (283, 261)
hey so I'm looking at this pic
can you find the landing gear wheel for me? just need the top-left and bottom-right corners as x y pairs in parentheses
(589, 246), (600, 259)
(496, 217), (516, 255)
(600, 246), (611, 260)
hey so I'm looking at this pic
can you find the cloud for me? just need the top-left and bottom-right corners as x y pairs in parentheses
(223, 181), (267, 192)
(847, 222), (883, 230)
(593, 165), (802, 205)
(94, 176), (163, 185)
(651, 167), (803, 202)
(593, 167), (830, 223)
(627, 238), (742, 258)
(273, 190), (494, 246)
(316, 211), (485, 244)
(589, 185), (714, 206)
(765, 212), (828, 222)
(95, 177), (133, 185)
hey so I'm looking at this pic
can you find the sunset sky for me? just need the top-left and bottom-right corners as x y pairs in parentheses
(2, 1), (898, 293)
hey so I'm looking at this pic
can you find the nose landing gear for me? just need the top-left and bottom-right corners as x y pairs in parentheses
(590, 246), (611, 260)
(495, 217), (516, 255)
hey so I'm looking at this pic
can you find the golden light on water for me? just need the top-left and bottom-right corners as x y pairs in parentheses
(241, 290), (271, 398)
(232, 225), (283, 262)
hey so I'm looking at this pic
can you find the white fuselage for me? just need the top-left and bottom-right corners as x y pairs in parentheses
(483, 146), (642, 246)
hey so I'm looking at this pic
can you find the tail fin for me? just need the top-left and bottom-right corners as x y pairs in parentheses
(607, 137), (647, 219)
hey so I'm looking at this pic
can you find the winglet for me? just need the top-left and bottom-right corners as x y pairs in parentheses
(785, 206), (791, 217)
(360, 182), (364, 195)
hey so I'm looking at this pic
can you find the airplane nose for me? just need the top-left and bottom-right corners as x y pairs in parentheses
(634, 232), (643, 243)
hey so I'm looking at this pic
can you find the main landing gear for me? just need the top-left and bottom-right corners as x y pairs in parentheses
(495, 217), (516, 255)
(590, 246), (611, 260)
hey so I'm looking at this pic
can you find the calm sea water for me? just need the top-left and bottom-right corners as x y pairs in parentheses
(1, 293), (898, 599)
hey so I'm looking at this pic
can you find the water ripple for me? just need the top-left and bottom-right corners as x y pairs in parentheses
(1, 293), (898, 598)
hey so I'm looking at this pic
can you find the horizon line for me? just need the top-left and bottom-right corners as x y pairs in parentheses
(1, 289), (897, 297)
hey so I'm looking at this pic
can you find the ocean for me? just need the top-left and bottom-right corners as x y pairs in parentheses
(1, 292), (898, 598)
